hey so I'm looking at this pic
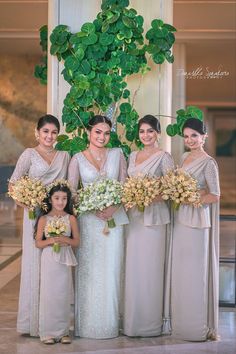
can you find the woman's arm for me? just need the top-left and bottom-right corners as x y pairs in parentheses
(68, 155), (80, 196)
(200, 193), (220, 205)
(35, 216), (55, 249)
(201, 159), (220, 205)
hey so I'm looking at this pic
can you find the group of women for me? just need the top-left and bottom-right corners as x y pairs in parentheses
(9, 112), (220, 342)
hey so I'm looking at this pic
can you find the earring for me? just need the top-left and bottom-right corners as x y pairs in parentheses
(34, 128), (39, 141)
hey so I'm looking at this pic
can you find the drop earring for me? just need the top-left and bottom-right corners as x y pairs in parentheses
(34, 128), (39, 141)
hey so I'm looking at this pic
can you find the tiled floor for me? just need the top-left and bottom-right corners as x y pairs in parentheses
(0, 195), (236, 354)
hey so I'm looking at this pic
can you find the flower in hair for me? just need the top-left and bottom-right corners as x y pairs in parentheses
(46, 179), (72, 194)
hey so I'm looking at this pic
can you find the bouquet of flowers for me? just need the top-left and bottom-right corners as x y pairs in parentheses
(45, 216), (67, 253)
(75, 178), (123, 231)
(160, 169), (201, 210)
(121, 174), (161, 212)
(8, 175), (47, 219)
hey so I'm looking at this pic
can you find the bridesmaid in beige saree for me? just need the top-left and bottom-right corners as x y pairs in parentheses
(171, 118), (220, 341)
(9, 115), (70, 336)
(123, 115), (174, 337)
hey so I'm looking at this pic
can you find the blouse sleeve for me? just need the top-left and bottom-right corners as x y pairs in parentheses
(204, 159), (220, 196)
(161, 152), (174, 176)
(118, 150), (128, 182)
(67, 155), (80, 193)
(9, 148), (32, 183)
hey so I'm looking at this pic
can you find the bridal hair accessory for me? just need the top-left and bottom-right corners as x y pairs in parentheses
(46, 179), (72, 194)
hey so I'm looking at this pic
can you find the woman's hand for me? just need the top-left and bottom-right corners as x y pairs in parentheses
(152, 195), (163, 203)
(96, 205), (118, 220)
(199, 189), (207, 197)
(14, 200), (28, 209)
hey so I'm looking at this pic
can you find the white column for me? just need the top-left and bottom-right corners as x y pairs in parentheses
(171, 43), (186, 164)
(47, 0), (101, 125)
(129, 0), (173, 152)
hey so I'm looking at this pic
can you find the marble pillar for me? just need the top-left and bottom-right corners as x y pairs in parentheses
(171, 43), (186, 164)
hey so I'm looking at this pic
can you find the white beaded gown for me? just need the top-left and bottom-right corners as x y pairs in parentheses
(68, 148), (129, 339)
(123, 151), (174, 337)
(10, 148), (70, 336)
(39, 214), (77, 341)
(171, 153), (220, 341)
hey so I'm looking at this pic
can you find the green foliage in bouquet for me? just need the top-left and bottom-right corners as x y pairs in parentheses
(41, 0), (176, 156)
(34, 25), (48, 85)
(166, 106), (204, 137)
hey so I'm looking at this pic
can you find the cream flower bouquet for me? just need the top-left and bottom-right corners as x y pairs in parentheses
(160, 169), (201, 210)
(75, 178), (123, 230)
(8, 175), (47, 219)
(121, 174), (161, 212)
(45, 217), (67, 253)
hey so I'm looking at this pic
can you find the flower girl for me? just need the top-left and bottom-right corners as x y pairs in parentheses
(35, 180), (80, 344)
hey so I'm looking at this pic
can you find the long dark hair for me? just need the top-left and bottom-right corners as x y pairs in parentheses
(87, 115), (112, 131)
(34, 184), (73, 238)
(138, 115), (161, 133)
(44, 184), (73, 215)
(36, 114), (60, 132)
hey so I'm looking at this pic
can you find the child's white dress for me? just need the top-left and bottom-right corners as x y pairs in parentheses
(39, 214), (77, 341)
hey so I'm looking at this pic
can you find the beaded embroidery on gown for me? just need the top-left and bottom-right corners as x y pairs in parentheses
(171, 153), (220, 341)
(10, 148), (70, 336)
(39, 214), (77, 341)
(68, 148), (129, 339)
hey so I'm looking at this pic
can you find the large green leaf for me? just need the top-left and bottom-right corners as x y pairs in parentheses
(81, 22), (96, 34)
(64, 56), (80, 71)
(99, 32), (115, 45)
(122, 16), (136, 29)
(120, 102), (132, 114)
(82, 33), (98, 45)
(163, 23), (177, 32)
(151, 19), (164, 29)
(152, 52), (165, 64)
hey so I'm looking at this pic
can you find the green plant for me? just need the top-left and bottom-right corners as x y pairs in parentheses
(49, 0), (176, 156)
(166, 106), (204, 137)
(34, 25), (48, 85)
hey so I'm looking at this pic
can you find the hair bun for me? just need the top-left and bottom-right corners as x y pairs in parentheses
(182, 118), (206, 135)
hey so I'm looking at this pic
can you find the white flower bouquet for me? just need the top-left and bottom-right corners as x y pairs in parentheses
(160, 169), (201, 210)
(45, 217), (67, 253)
(121, 174), (161, 212)
(75, 178), (123, 230)
(8, 175), (47, 219)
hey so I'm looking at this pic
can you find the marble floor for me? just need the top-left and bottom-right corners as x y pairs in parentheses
(0, 195), (236, 354)
(0, 273), (236, 354)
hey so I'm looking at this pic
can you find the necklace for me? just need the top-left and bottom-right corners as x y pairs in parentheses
(38, 145), (54, 155)
(88, 148), (106, 161)
(142, 147), (158, 156)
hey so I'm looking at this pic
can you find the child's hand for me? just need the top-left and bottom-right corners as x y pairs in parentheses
(54, 236), (69, 246)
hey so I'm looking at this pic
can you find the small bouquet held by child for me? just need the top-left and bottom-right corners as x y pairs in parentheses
(8, 175), (47, 219)
(75, 178), (123, 235)
(45, 216), (67, 253)
(122, 174), (161, 212)
(160, 168), (202, 210)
